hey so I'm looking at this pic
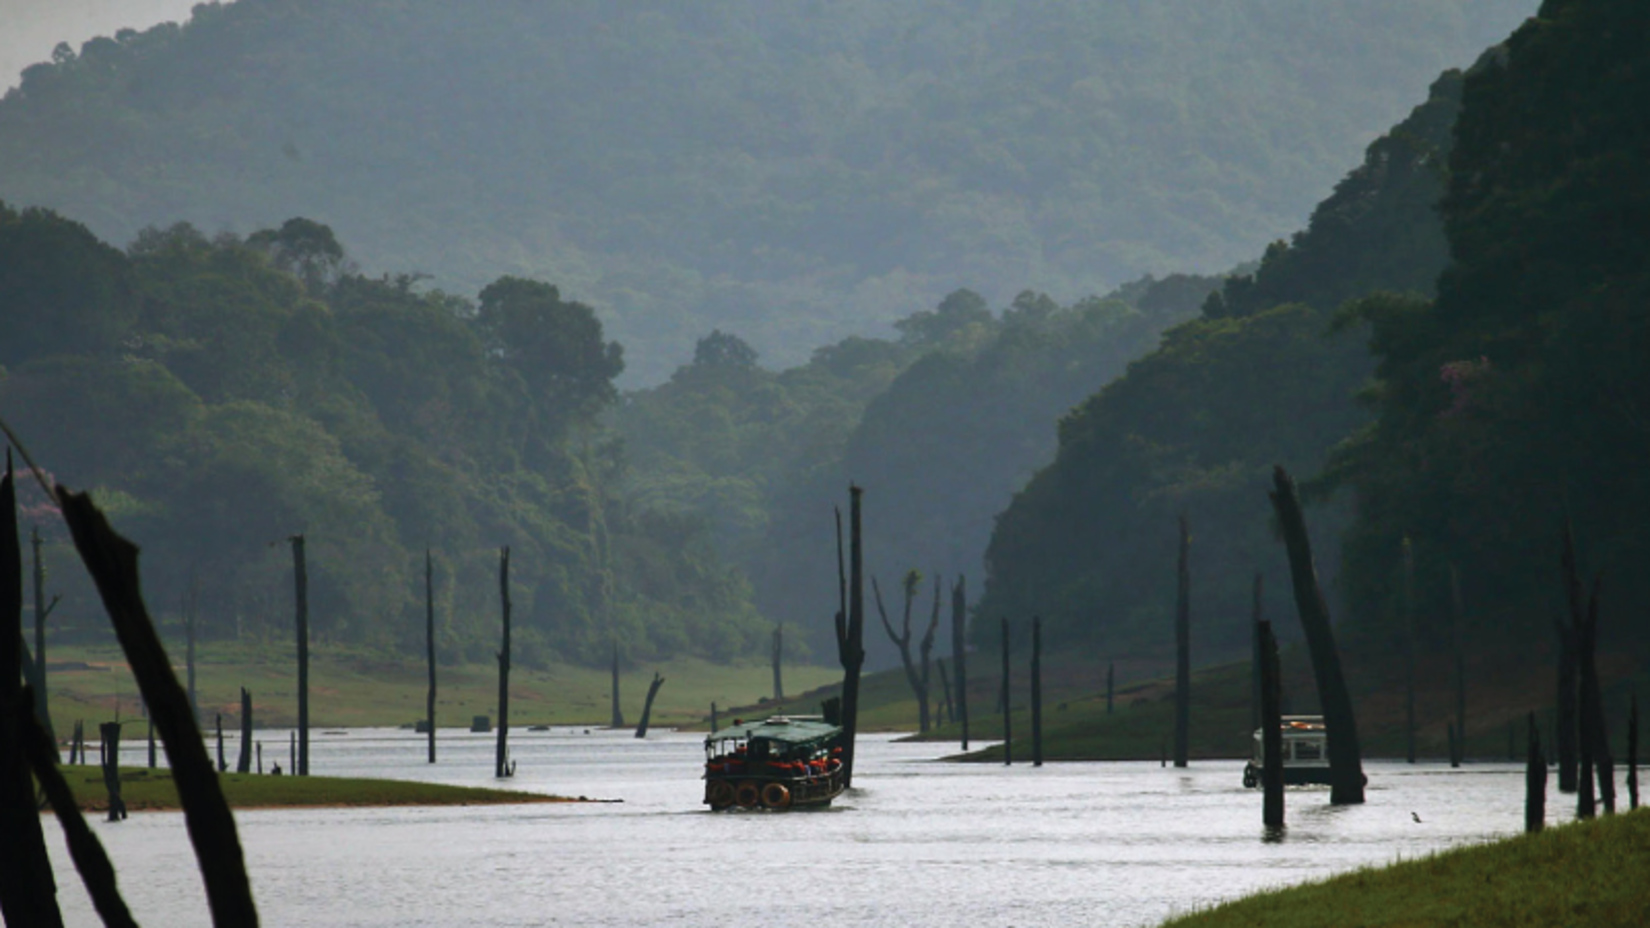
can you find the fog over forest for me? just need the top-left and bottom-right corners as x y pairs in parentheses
(0, 0), (199, 91)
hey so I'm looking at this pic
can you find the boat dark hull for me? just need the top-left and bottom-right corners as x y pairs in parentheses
(704, 768), (846, 811)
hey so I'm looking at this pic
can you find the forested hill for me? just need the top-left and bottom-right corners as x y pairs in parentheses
(0, 0), (1535, 382)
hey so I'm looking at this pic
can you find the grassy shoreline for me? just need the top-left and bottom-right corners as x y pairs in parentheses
(1162, 809), (1650, 927)
(49, 765), (568, 813)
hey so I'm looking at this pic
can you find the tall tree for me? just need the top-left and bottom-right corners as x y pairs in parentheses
(1269, 467), (1363, 804)
(836, 491), (866, 788)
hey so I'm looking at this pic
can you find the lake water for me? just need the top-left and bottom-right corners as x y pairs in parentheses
(55, 728), (1556, 927)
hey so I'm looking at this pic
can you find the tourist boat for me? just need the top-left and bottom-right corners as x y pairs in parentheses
(1241, 715), (1331, 787)
(703, 716), (846, 811)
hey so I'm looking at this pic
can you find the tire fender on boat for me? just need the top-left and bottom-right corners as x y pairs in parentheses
(706, 780), (736, 809)
(735, 781), (762, 808)
(761, 782), (792, 810)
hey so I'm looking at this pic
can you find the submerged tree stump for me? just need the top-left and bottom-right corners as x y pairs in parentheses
(236, 689), (253, 774)
(100, 722), (127, 822)
(835, 490), (866, 788)
(609, 642), (625, 729)
(496, 546), (514, 778)
(1259, 620), (1284, 830)
(952, 575), (969, 750)
(1526, 712), (1547, 833)
(1001, 617), (1012, 766)
(289, 534), (309, 777)
(1031, 616), (1043, 767)
(635, 673), (666, 738)
(1628, 694), (1639, 811)
(426, 548), (437, 765)
(1174, 514), (1190, 769)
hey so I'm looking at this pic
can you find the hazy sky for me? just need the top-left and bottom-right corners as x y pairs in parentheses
(0, 0), (205, 92)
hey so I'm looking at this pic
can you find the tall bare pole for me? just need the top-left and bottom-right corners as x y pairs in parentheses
(289, 535), (308, 777)
(1269, 467), (1364, 804)
(835, 488), (866, 787)
(425, 549), (436, 764)
(771, 624), (784, 702)
(1174, 514), (1190, 768)
(952, 575), (969, 750)
(1259, 620), (1284, 829)
(1450, 564), (1466, 766)
(609, 642), (625, 728)
(495, 546), (513, 778)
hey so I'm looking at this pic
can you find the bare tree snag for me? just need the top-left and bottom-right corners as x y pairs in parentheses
(0, 458), (63, 926)
(1031, 616), (1043, 767)
(425, 549), (436, 764)
(1557, 526), (1582, 792)
(1451, 564), (1466, 767)
(100, 722), (128, 822)
(1402, 537), (1416, 765)
(1001, 617), (1012, 766)
(635, 672), (665, 738)
(289, 534), (309, 777)
(771, 624), (784, 702)
(496, 546), (514, 778)
(936, 658), (954, 725)
(1250, 574), (1263, 733)
(834, 489), (866, 788)
(1526, 712), (1546, 833)
(1259, 620), (1284, 830)
(1269, 466), (1364, 804)
(1174, 514), (1190, 768)
(1627, 694), (1639, 811)
(31, 525), (57, 742)
(952, 575), (969, 750)
(215, 713), (227, 773)
(1576, 577), (1613, 815)
(20, 691), (137, 928)
(237, 689), (252, 774)
(873, 570), (940, 732)
(147, 713), (156, 769)
(609, 641), (625, 729)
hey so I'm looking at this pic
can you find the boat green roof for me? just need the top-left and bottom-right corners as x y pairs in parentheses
(705, 716), (840, 748)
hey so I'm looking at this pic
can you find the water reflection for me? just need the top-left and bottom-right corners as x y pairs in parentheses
(54, 730), (1553, 927)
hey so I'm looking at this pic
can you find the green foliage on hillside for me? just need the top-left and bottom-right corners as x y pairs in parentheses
(0, 0), (1535, 381)
(0, 206), (764, 665)
(1328, 0), (1650, 649)
(977, 67), (1472, 659)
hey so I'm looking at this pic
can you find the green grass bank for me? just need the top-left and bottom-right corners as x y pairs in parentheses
(49, 765), (563, 813)
(1162, 808), (1650, 927)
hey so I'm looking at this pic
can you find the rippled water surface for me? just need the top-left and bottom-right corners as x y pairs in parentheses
(56, 729), (1550, 926)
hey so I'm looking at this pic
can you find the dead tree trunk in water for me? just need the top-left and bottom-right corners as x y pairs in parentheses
(936, 658), (954, 725)
(952, 575), (969, 750)
(1031, 616), (1043, 767)
(1627, 694), (1639, 811)
(425, 549), (436, 764)
(771, 625), (784, 702)
(1259, 620), (1284, 830)
(289, 535), (309, 776)
(495, 546), (514, 778)
(1001, 617), (1012, 766)
(1402, 537), (1416, 764)
(873, 571), (939, 733)
(236, 689), (253, 774)
(1557, 528), (1582, 793)
(834, 490), (866, 788)
(635, 673), (665, 738)
(147, 713), (155, 769)
(609, 642), (625, 729)
(100, 721), (127, 822)
(0, 459), (64, 926)
(31, 525), (58, 742)
(1575, 577), (1613, 815)
(1269, 466), (1364, 804)
(1526, 712), (1546, 833)
(1174, 514), (1190, 768)
(1250, 574), (1263, 733)
(215, 714), (226, 773)
(1451, 565), (1466, 767)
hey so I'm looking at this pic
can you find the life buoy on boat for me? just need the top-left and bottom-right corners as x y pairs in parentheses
(706, 780), (736, 809)
(761, 782), (792, 810)
(735, 781), (762, 808)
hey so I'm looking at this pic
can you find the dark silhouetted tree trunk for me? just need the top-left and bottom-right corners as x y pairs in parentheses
(426, 549), (436, 764)
(215, 714), (226, 773)
(771, 625), (783, 702)
(496, 546), (513, 778)
(1031, 616), (1043, 767)
(1001, 617), (1012, 766)
(1269, 466), (1364, 804)
(237, 689), (253, 774)
(609, 642), (625, 729)
(31, 525), (58, 742)
(0, 460), (64, 926)
(1526, 712), (1546, 833)
(1250, 574), (1263, 733)
(1174, 514), (1190, 768)
(1451, 565), (1466, 767)
(1259, 620), (1284, 830)
(835, 491), (866, 788)
(936, 658), (954, 725)
(1557, 528), (1582, 793)
(635, 673), (665, 738)
(1447, 723), (1458, 770)
(1402, 537), (1416, 765)
(147, 713), (155, 769)
(1576, 578), (1613, 815)
(101, 722), (128, 822)
(185, 568), (198, 723)
(873, 571), (939, 733)
(290, 535), (309, 777)
(952, 575), (969, 750)
(1627, 694), (1638, 811)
